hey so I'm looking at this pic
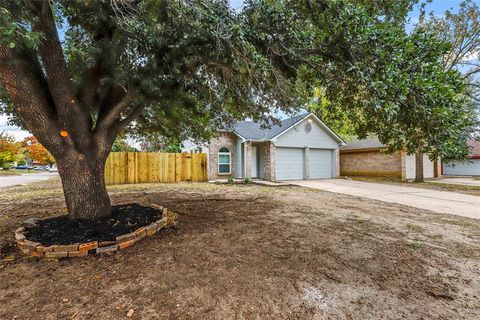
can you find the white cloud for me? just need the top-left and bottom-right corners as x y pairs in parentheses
(463, 51), (479, 62)
(0, 115), (31, 141)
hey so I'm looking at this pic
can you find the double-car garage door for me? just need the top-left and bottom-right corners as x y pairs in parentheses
(275, 147), (334, 180)
(444, 159), (480, 176)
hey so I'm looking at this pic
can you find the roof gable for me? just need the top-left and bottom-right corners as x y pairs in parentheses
(231, 113), (308, 140)
(228, 113), (344, 145)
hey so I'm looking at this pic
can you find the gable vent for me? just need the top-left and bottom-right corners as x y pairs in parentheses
(304, 123), (312, 133)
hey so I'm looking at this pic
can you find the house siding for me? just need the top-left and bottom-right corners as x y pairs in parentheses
(208, 132), (237, 180)
(275, 117), (340, 149)
(234, 139), (243, 179)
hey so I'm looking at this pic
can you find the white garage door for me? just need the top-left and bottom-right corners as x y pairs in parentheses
(309, 149), (333, 179)
(276, 147), (305, 180)
(406, 154), (435, 179)
(444, 159), (480, 176)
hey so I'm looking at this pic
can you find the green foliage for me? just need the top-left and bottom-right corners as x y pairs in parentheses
(306, 87), (356, 140)
(288, 1), (478, 162)
(111, 138), (137, 152)
(227, 176), (234, 184)
(0, 0), (476, 165)
(0, 131), (23, 166)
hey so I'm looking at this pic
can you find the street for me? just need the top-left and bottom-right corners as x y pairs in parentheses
(0, 172), (59, 188)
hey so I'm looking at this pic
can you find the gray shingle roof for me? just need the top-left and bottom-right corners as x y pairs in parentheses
(340, 137), (385, 150)
(230, 113), (309, 140)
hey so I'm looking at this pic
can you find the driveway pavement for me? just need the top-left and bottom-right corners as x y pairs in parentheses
(0, 172), (59, 188)
(290, 179), (480, 219)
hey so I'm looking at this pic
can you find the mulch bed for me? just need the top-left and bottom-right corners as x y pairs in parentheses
(25, 203), (161, 245)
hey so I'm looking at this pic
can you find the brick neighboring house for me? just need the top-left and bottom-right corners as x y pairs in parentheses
(340, 137), (442, 180)
(192, 113), (346, 181)
(443, 140), (480, 176)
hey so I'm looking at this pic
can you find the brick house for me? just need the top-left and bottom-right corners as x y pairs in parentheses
(200, 113), (346, 181)
(340, 137), (442, 180)
(443, 140), (480, 176)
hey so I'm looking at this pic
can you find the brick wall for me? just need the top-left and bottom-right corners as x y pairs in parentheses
(263, 142), (275, 181)
(340, 149), (402, 178)
(468, 141), (480, 158)
(208, 132), (237, 180)
(334, 148), (340, 178)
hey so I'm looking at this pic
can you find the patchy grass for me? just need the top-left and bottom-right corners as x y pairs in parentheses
(406, 223), (426, 233)
(1, 179), (480, 319)
(350, 176), (402, 183)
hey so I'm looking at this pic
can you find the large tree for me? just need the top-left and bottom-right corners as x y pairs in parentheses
(0, 0), (473, 218)
(1, 0), (301, 219)
(418, 0), (480, 104)
(291, 1), (478, 183)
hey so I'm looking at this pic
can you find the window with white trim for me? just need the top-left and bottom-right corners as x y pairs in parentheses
(218, 147), (231, 174)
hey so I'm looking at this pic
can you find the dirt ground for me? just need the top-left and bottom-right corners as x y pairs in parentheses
(1, 179), (480, 320)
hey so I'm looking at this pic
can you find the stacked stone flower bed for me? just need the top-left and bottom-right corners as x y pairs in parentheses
(15, 203), (175, 259)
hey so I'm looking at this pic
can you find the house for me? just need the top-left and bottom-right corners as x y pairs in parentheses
(340, 137), (441, 180)
(205, 113), (346, 181)
(443, 141), (480, 176)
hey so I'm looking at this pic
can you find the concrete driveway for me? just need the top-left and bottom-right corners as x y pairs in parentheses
(290, 179), (480, 219)
(0, 172), (59, 188)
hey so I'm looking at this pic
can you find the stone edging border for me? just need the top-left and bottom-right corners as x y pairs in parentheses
(15, 204), (174, 259)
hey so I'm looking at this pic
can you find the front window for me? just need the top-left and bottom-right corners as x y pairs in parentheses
(218, 147), (231, 174)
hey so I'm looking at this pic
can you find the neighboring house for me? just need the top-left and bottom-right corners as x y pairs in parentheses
(340, 137), (441, 180)
(443, 141), (480, 176)
(203, 113), (345, 181)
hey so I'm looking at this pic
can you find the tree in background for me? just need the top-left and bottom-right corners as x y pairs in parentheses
(418, 0), (480, 104)
(286, 1), (478, 183)
(137, 134), (182, 153)
(0, 131), (23, 169)
(111, 137), (137, 152)
(402, 0), (480, 182)
(23, 136), (55, 165)
(305, 88), (356, 140)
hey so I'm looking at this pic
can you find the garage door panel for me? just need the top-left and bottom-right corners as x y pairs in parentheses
(276, 148), (304, 180)
(310, 149), (333, 179)
(444, 160), (480, 176)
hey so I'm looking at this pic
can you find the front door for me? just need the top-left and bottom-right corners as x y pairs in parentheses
(251, 146), (258, 178)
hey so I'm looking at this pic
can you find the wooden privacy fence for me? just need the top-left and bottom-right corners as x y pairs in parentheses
(104, 152), (207, 185)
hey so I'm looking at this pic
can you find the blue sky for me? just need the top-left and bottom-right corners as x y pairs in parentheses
(1, 0), (477, 139)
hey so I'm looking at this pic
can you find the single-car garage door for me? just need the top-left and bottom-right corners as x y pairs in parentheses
(310, 149), (333, 179)
(444, 159), (480, 176)
(276, 147), (305, 180)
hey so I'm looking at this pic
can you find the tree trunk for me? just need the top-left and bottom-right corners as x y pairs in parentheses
(56, 152), (112, 220)
(414, 151), (424, 183)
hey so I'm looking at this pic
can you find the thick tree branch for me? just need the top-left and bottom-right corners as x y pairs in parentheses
(30, 0), (91, 140)
(96, 88), (136, 134)
(77, 29), (117, 112)
(0, 45), (65, 154)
